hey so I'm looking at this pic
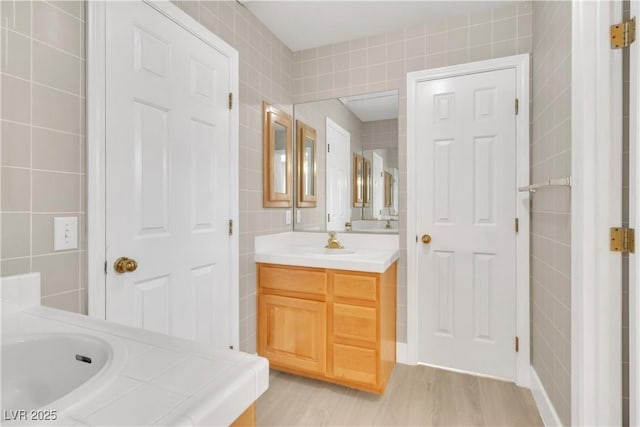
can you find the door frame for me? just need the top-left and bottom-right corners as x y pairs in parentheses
(406, 54), (531, 386)
(86, 0), (240, 349)
(628, 0), (638, 424)
(571, 1), (623, 425)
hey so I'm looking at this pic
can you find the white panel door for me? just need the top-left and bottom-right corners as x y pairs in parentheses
(326, 118), (351, 231)
(416, 68), (517, 379)
(105, 1), (231, 348)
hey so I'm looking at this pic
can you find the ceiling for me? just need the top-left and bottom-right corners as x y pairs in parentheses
(239, 1), (522, 52)
(339, 90), (398, 122)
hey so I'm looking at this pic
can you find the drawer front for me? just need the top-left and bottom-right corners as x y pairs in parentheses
(260, 264), (327, 296)
(333, 273), (377, 302)
(333, 303), (377, 344)
(332, 344), (377, 386)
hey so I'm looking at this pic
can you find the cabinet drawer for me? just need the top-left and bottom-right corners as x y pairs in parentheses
(332, 344), (377, 385)
(333, 303), (377, 344)
(260, 264), (327, 296)
(333, 273), (377, 302)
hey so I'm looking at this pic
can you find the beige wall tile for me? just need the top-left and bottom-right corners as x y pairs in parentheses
(1, 121), (31, 167)
(0, 0), (31, 36)
(32, 251), (79, 296)
(1, 212), (30, 258)
(42, 289), (80, 312)
(31, 213), (56, 255)
(33, 41), (82, 94)
(1, 167), (30, 211)
(32, 171), (80, 212)
(1, 30), (31, 79)
(32, 127), (81, 172)
(49, 1), (85, 21)
(1, 257), (31, 276)
(32, 84), (81, 133)
(33, 1), (82, 56)
(493, 17), (517, 42)
(1, 74), (31, 124)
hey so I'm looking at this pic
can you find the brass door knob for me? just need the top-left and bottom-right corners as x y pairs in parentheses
(114, 257), (138, 273)
(421, 234), (432, 244)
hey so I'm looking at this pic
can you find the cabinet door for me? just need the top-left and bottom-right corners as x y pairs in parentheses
(258, 294), (326, 375)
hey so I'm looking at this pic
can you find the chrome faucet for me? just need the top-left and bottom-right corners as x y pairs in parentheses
(325, 231), (344, 249)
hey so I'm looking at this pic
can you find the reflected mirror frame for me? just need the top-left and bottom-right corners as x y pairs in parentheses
(296, 120), (317, 208)
(363, 158), (372, 207)
(263, 101), (293, 208)
(353, 153), (364, 208)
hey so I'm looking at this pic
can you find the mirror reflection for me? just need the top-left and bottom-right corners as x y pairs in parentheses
(293, 90), (399, 233)
(273, 122), (287, 194)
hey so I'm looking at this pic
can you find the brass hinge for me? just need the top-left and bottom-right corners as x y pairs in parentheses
(515, 98), (519, 115)
(515, 218), (519, 233)
(228, 92), (233, 109)
(610, 227), (635, 253)
(611, 17), (636, 48)
(327, 213), (331, 222)
(515, 336), (519, 352)
(228, 219), (233, 236)
(104, 260), (107, 275)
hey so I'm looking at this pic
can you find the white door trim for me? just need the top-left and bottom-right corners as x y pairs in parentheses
(87, 0), (240, 349)
(571, 1), (622, 425)
(406, 54), (530, 386)
(628, 0), (639, 425)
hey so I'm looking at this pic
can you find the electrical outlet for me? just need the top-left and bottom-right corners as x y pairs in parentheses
(285, 210), (292, 225)
(54, 217), (78, 251)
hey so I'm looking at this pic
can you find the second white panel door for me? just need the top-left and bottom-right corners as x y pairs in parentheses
(416, 68), (517, 380)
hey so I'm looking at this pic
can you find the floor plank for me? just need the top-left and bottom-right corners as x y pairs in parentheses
(256, 365), (543, 426)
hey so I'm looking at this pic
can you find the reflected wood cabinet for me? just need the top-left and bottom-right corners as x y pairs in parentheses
(257, 262), (397, 394)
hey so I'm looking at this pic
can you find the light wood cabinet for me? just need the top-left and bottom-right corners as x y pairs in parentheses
(257, 262), (396, 394)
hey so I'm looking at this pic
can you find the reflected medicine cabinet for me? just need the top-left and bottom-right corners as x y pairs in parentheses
(296, 120), (317, 208)
(263, 102), (293, 208)
(353, 153), (364, 208)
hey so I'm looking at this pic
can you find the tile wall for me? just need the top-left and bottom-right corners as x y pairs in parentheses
(292, 2), (533, 343)
(531, 1), (572, 425)
(1, 0), (87, 313)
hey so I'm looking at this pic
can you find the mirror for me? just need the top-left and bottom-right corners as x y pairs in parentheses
(297, 120), (317, 208)
(293, 90), (399, 233)
(263, 102), (293, 208)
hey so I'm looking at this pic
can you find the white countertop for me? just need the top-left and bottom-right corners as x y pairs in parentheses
(254, 232), (399, 273)
(1, 297), (268, 426)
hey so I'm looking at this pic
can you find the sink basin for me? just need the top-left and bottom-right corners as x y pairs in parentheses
(303, 248), (357, 255)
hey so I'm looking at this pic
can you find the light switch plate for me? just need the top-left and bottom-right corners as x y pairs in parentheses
(285, 209), (292, 225)
(296, 209), (302, 223)
(54, 217), (78, 251)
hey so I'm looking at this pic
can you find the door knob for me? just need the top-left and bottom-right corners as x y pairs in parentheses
(421, 234), (432, 244)
(114, 257), (138, 273)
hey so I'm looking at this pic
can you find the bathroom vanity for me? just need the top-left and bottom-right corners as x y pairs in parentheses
(254, 232), (399, 394)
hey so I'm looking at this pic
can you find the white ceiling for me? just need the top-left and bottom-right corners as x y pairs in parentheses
(339, 90), (398, 122)
(240, 1), (522, 52)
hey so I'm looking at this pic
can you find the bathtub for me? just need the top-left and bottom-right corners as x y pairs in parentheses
(1, 273), (269, 426)
(1, 333), (126, 418)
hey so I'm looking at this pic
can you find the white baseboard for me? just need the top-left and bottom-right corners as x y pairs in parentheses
(530, 367), (563, 426)
(396, 342), (409, 364)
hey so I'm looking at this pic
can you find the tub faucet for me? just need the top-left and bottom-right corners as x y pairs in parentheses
(326, 231), (344, 249)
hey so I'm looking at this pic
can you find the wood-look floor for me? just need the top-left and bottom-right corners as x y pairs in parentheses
(256, 364), (543, 426)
